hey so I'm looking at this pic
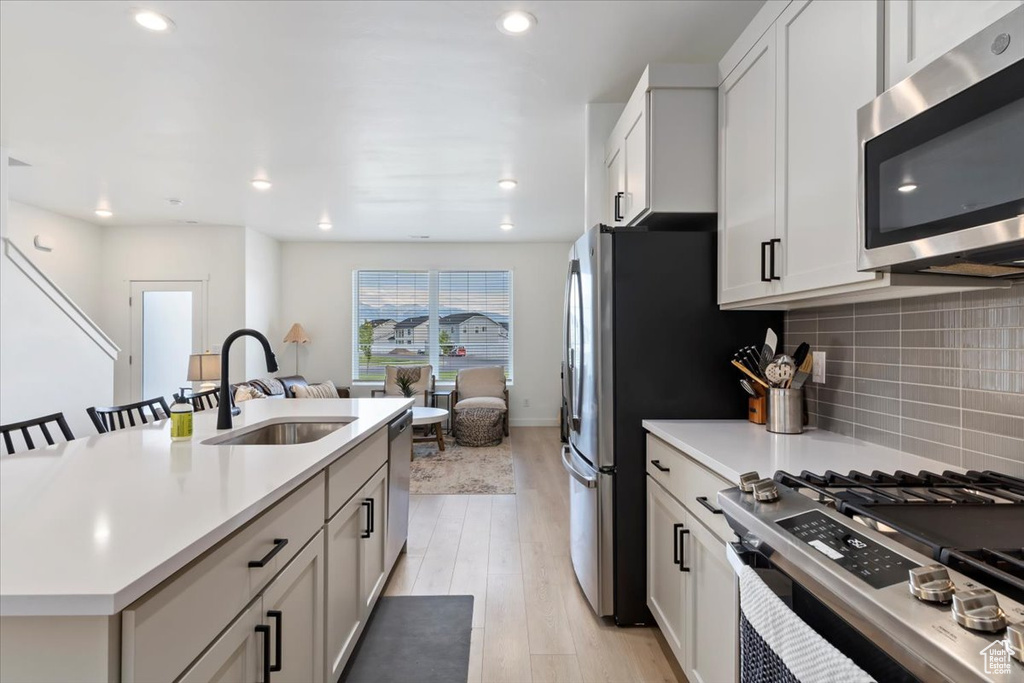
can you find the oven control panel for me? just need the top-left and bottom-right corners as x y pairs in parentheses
(777, 511), (919, 589)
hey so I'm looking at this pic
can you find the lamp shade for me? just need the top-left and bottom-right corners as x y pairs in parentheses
(283, 323), (311, 345)
(187, 352), (221, 382)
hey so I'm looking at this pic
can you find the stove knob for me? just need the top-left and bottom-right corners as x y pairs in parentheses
(1008, 623), (1024, 664)
(951, 588), (1007, 633)
(752, 478), (780, 502)
(738, 472), (761, 493)
(908, 565), (955, 604)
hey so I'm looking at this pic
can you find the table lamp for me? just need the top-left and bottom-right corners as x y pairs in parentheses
(187, 351), (221, 391)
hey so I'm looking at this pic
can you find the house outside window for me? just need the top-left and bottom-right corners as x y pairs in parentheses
(353, 270), (512, 382)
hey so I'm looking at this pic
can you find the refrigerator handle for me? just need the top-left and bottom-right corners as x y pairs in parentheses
(562, 445), (597, 488)
(564, 259), (582, 432)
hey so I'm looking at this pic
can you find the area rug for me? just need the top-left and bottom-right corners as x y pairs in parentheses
(411, 436), (515, 494)
(340, 595), (473, 683)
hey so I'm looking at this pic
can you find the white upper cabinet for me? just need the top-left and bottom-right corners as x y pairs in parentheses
(886, 0), (1023, 87)
(776, 0), (881, 294)
(604, 65), (718, 227)
(718, 31), (779, 304)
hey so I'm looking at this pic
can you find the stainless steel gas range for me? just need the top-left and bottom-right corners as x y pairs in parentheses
(719, 469), (1024, 682)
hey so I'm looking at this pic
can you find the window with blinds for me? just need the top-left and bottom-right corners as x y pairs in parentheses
(353, 270), (512, 382)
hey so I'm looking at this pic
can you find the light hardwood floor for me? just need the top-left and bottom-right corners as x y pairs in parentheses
(384, 427), (684, 683)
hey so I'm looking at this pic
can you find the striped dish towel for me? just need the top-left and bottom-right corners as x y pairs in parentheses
(739, 565), (875, 683)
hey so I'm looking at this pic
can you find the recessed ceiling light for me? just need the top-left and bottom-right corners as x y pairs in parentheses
(132, 9), (174, 32)
(318, 221), (333, 231)
(95, 208), (113, 218)
(498, 179), (518, 190)
(897, 183), (918, 193)
(500, 223), (514, 231)
(251, 178), (272, 191)
(497, 10), (536, 35)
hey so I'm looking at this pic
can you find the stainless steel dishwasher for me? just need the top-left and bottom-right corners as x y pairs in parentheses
(385, 409), (413, 572)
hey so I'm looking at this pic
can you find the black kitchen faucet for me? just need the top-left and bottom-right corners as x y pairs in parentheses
(217, 329), (279, 430)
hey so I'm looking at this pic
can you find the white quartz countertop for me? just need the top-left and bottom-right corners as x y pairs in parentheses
(0, 398), (412, 617)
(642, 420), (961, 485)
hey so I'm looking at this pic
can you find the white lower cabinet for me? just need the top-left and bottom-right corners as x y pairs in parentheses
(179, 599), (264, 683)
(326, 464), (388, 682)
(179, 532), (326, 683)
(647, 468), (738, 682)
(687, 518), (738, 683)
(262, 531), (325, 683)
(647, 479), (689, 660)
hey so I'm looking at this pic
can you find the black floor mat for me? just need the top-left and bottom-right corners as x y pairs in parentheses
(340, 595), (474, 683)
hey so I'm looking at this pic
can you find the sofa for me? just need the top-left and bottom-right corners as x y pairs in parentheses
(233, 375), (350, 399)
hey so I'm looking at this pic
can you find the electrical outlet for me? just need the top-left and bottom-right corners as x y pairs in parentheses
(522, 398), (531, 408)
(812, 351), (826, 384)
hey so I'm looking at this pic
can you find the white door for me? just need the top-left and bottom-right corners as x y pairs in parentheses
(325, 492), (368, 681)
(606, 144), (625, 225)
(178, 598), (264, 683)
(886, 0), (1022, 87)
(646, 480), (689, 669)
(130, 280), (205, 402)
(623, 104), (648, 225)
(687, 518), (738, 683)
(777, 0), (881, 294)
(262, 530), (325, 683)
(719, 30), (779, 304)
(360, 467), (388, 614)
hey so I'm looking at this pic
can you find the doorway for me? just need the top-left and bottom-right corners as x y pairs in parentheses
(130, 281), (205, 402)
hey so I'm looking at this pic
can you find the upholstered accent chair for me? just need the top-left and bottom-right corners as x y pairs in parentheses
(452, 366), (509, 439)
(371, 365), (436, 407)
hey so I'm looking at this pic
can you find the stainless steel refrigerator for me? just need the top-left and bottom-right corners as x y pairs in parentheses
(561, 224), (781, 625)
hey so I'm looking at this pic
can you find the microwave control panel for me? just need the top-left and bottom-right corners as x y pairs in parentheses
(777, 511), (919, 589)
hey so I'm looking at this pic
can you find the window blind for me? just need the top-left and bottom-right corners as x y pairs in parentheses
(352, 270), (512, 382)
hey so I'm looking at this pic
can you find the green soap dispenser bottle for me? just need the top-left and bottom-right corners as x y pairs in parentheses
(170, 390), (194, 441)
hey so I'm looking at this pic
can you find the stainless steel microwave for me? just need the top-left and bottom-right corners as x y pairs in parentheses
(857, 6), (1024, 278)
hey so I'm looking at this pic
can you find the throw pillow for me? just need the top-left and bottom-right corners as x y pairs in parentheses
(292, 380), (338, 399)
(234, 384), (267, 403)
(251, 377), (285, 397)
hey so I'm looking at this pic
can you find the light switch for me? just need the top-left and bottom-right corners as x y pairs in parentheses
(812, 352), (826, 383)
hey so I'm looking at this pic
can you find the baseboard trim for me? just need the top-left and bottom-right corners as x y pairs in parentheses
(509, 418), (559, 428)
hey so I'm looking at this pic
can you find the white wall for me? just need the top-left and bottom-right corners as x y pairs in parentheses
(280, 242), (569, 426)
(5, 201), (104, 319)
(99, 224), (247, 403)
(244, 228), (283, 378)
(0, 148), (114, 439)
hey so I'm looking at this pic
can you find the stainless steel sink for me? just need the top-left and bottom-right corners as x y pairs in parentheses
(206, 419), (353, 446)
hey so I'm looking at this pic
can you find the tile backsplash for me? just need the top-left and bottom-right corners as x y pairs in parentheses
(784, 283), (1024, 476)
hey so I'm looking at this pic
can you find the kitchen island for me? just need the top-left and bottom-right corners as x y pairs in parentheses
(0, 397), (413, 682)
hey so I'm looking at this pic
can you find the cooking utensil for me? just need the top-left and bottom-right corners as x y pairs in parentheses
(731, 359), (770, 389)
(791, 353), (814, 389)
(734, 351), (762, 379)
(743, 346), (767, 379)
(740, 379), (757, 397)
(765, 355), (795, 386)
(791, 342), (810, 369)
(759, 328), (778, 372)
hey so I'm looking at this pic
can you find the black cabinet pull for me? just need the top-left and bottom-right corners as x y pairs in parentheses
(678, 527), (691, 572)
(361, 499), (372, 539)
(769, 238), (781, 281)
(672, 523), (684, 565)
(760, 241), (770, 282)
(696, 496), (724, 514)
(369, 497), (375, 535)
(651, 459), (670, 473)
(248, 538), (288, 568)
(267, 610), (283, 673)
(614, 192), (624, 222)
(255, 624), (271, 682)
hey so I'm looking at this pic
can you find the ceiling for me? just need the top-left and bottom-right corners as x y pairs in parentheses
(0, 1), (762, 242)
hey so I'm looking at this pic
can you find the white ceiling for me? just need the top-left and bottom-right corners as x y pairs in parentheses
(0, 1), (762, 242)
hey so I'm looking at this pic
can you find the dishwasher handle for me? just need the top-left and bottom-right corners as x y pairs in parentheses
(562, 445), (597, 489)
